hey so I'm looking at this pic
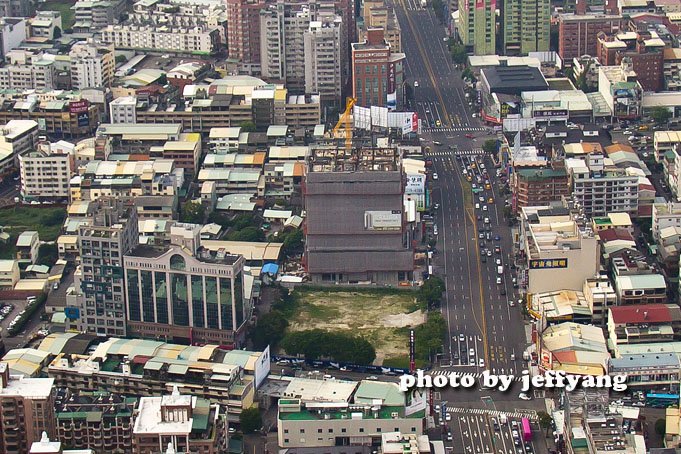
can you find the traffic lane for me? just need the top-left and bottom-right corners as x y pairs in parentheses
(452, 413), (495, 454)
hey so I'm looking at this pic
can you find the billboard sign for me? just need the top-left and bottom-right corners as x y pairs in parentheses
(529, 258), (568, 269)
(387, 61), (396, 94)
(387, 92), (397, 111)
(254, 345), (271, 388)
(77, 113), (89, 127)
(353, 105), (372, 130)
(405, 387), (427, 416)
(406, 174), (425, 194)
(64, 307), (80, 320)
(534, 109), (568, 118)
(364, 210), (402, 231)
(69, 100), (89, 114)
(371, 106), (389, 128)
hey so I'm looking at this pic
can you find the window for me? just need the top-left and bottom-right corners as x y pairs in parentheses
(318, 429), (322, 433)
(126, 269), (140, 321)
(169, 254), (186, 270)
(191, 275), (205, 328)
(141, 270), (154, 322)
(154, 272), (168, 324)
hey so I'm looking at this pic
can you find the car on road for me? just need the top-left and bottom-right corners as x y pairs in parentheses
(486, 250), (492, 257)
(494, 235), (500, 241)
(494, 246), (501, 254)
(518, 393), (532, 400)
(445, 414), (452, 422)
(496, 277), (502, 284)
(465, 133), (474, 139)
(433, 141), (442, 146)
(432, 173), (438, 180)
(414, 81), (419, 87)
(478, 358), (484, 368)
(433, 203), (440, 210)
(459, 334), (465, 341)
(367, 376), (378, 380)
(435, 120), (441, 127)
(469, 348), (475, 357)
(484, 217), (490, 224)
(495, 258), (501, 265)
(446, 432), (452, 441)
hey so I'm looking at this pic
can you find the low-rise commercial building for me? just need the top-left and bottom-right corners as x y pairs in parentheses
(610, 251), (667, 304)
(277, 378), (424, 450)
(16, 231), (39, 265)
(653, 202), (681, 240)
(538, 322), (610, 376)
(608, 304), (681, 348)
(0, 119), (38, 176)
(0, 260), (19, 290)
(609, 353), (681, 390)
(583, 276), (617, 326)
(530, 290), (592, 329)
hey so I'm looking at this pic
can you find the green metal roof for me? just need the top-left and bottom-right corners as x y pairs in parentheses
(516, 168), (567, 180)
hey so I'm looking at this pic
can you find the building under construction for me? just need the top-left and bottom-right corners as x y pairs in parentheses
(303, 145), (413, 286)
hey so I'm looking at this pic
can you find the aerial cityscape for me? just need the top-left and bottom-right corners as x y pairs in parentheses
(0, 0), (680, 452)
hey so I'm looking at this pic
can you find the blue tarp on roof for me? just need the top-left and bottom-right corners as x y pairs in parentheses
(262, 263), (279, 275)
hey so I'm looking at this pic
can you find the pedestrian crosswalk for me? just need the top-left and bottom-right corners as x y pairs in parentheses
(425, 148), (484, 157)
(424, 127), (487, 133)
(429, 369), (522, 382)
(445, 407), (538, 420)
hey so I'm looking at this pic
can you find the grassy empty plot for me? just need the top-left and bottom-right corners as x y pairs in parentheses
(38, 1), (76, 30)
(287, 288), (425, 365)
(0, 206), (66, 243)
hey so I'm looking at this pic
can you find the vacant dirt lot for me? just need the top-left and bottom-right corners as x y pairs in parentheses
(287, 289), (425, 365)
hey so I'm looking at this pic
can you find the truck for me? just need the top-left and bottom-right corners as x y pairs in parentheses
(497, 265), (503, 275)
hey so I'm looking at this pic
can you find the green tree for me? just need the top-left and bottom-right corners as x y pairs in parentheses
(413, 313), (446, 362)
(52, 26), (61, 39)
(651, 106), (672, 125)
(418, 276), (445, 309)
(482, 139), (497, 154)
(655, 418), (666, 437)
(226, 226), (264, 242)
(240, 120), (257, 132)
(251, 311), (289, 350)
(115, 54), (127, 64)
(281, 228), (304, 257)
(281, 330), (376, 364)
(37, 243), (59, 267)
(450, 42), (467, 65)
(239, 407), (262, 434)
(231, 214), (254, 230)
(461, 67), (474, 81)
(537, 411), (553, 437)
(157, 73), (168, 85)
(181, 201), (205, 224)
(207, 211), (231, 228)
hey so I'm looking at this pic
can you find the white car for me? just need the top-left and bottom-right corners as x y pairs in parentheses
(433, 173), (439, 180)
(496, 277), (502, 284)
(414, 81), (419, 88)
(445, 414), (452, 422)
(479, 358), (485, 368)
(519, 393), (532, 401)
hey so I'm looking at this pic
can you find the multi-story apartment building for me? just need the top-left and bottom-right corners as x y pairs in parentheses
(652, 201), (681, 240)
(0, 50), (55, 91)
(358, 0), (401, 52)
(0, 363), (56, 454)
(0, 17), (26, 60)
(226, 0), (266, 72)
(72, 0), (126, 33)
(132, 388), (227, 454)
(109, 96), (137, 124)
(512, 167), (570, 213)
(304, 146), (413, 286)
(583, 276), (617, 326)
(519, 205), (599, 294)
(47, 337), (269, 418)
(501, 0), (551, 55)
(27, 11), (61, 39)
(0, 119), (38, 176)
(598, 60), (643, 119)
(69, 41), (115, 90)
(54, 389), (137, 452)
(100, 24), (220, 55)
(304, 18), (343, 104)
(558, 13), (622, 64)
(610, 249), (667, 305)
(596, 30), (665, 91)
(565, 153), (639, 217)
(123, 236), (253, 346)
(458, 0), (495, 55)
(19, 145), (73, 202)
(351, 28), (405, 108)
(72, 198), (138, 336)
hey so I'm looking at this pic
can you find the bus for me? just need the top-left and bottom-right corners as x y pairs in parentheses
(645, 393), (680, 408)
(521, 417), (532, 442)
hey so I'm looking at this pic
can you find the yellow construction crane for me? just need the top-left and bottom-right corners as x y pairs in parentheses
(332, 97), (356, 152)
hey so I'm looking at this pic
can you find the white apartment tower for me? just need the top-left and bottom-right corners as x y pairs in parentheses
(69, 40), (115, 90)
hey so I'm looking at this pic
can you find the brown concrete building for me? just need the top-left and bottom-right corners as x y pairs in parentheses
(596, 31), (665, 91)
(513, 167), (570, 212)
(0, 102), (100, 138)
(351, 28), (405, 108)
(558, 13), (622, 65)
(304, 146), (413, 286)
(226, 0), (265, 73)
(0, 363), (56, 454)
